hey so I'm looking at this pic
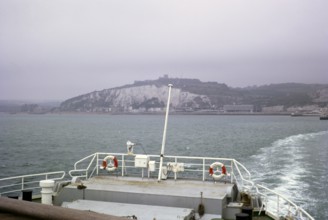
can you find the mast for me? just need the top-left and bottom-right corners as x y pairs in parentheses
(158, 84), (173, 182)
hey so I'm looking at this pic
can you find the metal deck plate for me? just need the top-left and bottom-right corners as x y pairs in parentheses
(62, 199), (222, 220)
(79, 176), (233, 200)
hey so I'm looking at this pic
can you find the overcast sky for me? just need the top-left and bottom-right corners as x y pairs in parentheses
(1, 0), (327, 100)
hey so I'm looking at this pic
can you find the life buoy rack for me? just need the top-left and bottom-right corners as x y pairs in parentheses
(101, 155), (118, 172)
(209, 162), (227, 180)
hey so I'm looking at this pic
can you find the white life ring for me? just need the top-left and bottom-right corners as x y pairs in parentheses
(101, 155), (118, 172)
(209, 162), (227, 180)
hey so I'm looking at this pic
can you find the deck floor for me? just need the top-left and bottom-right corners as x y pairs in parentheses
(59, 176), (273, 220)
(80, 175), (233, 200)
(63, 199), (222, 220)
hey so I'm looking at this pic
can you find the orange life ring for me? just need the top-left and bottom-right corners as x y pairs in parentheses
(209, 162), (227, 180)
(101, 155), (118, 172)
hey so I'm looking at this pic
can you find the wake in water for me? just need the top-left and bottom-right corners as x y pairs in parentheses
(250, 130), (328, 218)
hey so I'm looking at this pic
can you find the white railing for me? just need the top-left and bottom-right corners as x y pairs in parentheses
(255, 184), (314, 220)
(68, 153), (98, 179)
(0, 171), (66, 196)
(68, 152), (251, 184)
(68, 152), (314, 220)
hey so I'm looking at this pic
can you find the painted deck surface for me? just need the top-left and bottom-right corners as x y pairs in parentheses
(55, 176), (236, 219)
(81, 176), (233, 200)
(63, 199), (221, 220)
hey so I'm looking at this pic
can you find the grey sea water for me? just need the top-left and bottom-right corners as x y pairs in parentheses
(0, 113), (327, 219)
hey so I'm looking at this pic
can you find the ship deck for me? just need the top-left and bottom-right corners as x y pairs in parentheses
(55, 175), (237, 219)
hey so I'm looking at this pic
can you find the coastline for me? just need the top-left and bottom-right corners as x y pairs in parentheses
(1, 111), (321, 117)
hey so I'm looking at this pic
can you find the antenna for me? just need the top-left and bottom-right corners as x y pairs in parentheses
(158, 84), (173, 182)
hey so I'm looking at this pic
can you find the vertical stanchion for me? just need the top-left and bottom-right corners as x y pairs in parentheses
(122, 155), (125, 176)
(231, 160), (234, 184)
(96, 153), (99, 175)
(277, 195), (280, 217)
(21, 177), (24, 190)
(203, 158), (206, 181)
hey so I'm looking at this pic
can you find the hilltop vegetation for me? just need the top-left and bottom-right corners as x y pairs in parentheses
(59, 77), (328, 113)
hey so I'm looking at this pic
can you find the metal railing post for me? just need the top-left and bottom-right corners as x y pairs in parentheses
(174, 157), (178, 180)
(122, 155), (125, 177)
(230, 160), (234, 184)
(202, 158), (205, 181)
(277, 194), (280, 217)
(96, 153), (99, 176)
(21, 177), (24, 190)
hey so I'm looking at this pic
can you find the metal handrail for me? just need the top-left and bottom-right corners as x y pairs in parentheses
(256, 184), (314, 220)
(0, 171), (66, 196)
(68, 152), (252, 185)
(73, 153), (96, 170)
(232, 160), (255, 193)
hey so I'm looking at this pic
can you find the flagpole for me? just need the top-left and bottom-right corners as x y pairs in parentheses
(158, 84), (173, 182)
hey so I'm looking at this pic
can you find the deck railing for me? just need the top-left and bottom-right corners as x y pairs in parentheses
(0, 171), (66, 197)
(68, 152), (314, 220)
(255, 184), (314, 220)
(68, 152), (252, 185)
